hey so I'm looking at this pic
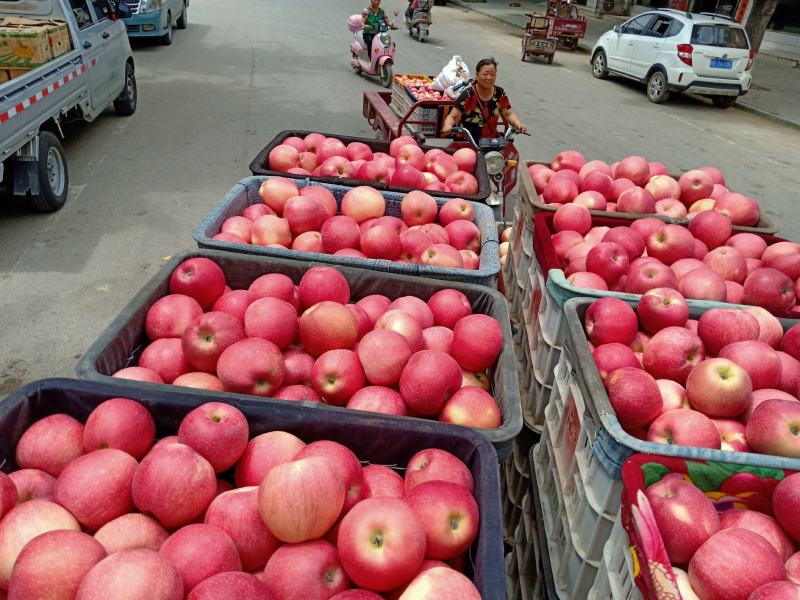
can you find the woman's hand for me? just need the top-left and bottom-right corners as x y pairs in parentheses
(515, 122), (528, 134)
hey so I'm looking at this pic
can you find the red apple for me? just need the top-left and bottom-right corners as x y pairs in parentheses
(347, 386), (408, 416)
(586, 241), (630, 284)
(258, 456), (345, 543)
(747, 399), (800, 458)
(643, 326), (705, 384)
(399, 350), (462, 415)
(617, 186), (656, 214)
(607, 367), (663, 429)
(0, 499), (81, 588)
(177, 402), (248, 473)
(715, 192), (761, 226)
(54, 448), (137, 531)
(686, 358), (753, 418)
(15, 414), (84, 477)
(625, 261), (678, 294)
(405, 448), (474, 495)
(298, 440), (366, 514)
(145, 294), (204, 340)
(397, 566), (481, 599)
(704, 246), (747, 283)
(647, 409), (721, 449)
(82, 398), (155, 459)
(728, 233), (768, 260)
(773, 473), (800, 543)
(638, 288), (689, 333)
(720, 509), (794, 560)
(7, 529), (106, 600)
(656, 379), (690, 412)
(299, 267), (350, 308)
(646, 224), (695, 265)
(357, 330), (412, 387)
(593, 343), (641, 383)
(263, 540), (349, 599)
(112, 366), (164, 384)
(645, 473), (721, 565)
(719, 341), (782, 390)
(93, 513), (169, 554)
(216, 338), (285, 396)
(584, 297), (638, 346)
(697, 308), (760, 356)
(337, 498), (426, 591)
(234, 431), (304, 487)
(400, 190), (438, 226)
(75, 548), (183, 600)
(158, 524), (241, 592)
(375, 310), (424, 353)
(688, 528), (785, 600)
(748, 581), (800, 600)
(450, 314), (502, 372)
(616, 156), (650, 186)
(689, 210), (732, 250)
(168, 257), (226, 310)
(363, 464), (404, 499)
(439, 386), (501, 429)
(453, 148), (477, 173)
(186, 571), (272, 600)
(299, 301), (359, 358)
(406, 480), (479, 560)
(132, 443), (217, 529)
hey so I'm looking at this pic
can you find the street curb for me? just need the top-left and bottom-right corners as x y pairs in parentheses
(734, 102), (800, 130)
(448, 0), (800, 130)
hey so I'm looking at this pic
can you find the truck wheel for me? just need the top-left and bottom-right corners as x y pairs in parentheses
(176, 2), (188, 29)
(114, 63), (137, 116)
(161, 13), (173, 45)
(28, 132), (69, 213)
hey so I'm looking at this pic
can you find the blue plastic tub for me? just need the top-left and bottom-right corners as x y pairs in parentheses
(194, 177), (500, 287)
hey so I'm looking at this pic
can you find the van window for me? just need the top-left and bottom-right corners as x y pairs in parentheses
(691, 24), (749, 48)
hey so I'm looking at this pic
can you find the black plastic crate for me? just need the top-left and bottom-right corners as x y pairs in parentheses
(1, 378), (504, 599)
(75, 250), (522, 460)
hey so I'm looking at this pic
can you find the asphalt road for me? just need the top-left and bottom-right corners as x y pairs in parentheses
(0, 0), (798, 394)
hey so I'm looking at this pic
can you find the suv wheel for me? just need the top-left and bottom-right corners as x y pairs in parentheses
(712, 95), (737, 109)
(592, 51), (608, 79)
(646, 70), (669, 104)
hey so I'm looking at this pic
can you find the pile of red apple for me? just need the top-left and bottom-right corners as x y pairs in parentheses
(394, 75), (433, 89)
(213, 178), (485, 270)
(552, 205), (800, 312)
(114, 258), (505, 430)
(642, 470), (800, 599)
(266, 133), (479, 194)
(0, 398), (484, 598)
(406, 85), (445, 101)
(531, 150), (761, 226)
(585, 295), (800, 458)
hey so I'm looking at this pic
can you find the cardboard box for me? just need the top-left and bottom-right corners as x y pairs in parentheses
(0, 18), (71, 68)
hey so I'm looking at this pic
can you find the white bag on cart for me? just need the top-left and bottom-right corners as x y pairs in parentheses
(431, 55), (470, 94)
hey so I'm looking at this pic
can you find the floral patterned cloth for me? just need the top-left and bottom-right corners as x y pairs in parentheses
(455, 85), (512, 142)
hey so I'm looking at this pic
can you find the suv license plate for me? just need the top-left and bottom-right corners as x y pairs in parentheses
(710, 59), (732, 69)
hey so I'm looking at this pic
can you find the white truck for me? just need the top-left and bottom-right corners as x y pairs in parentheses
(0, 0), (136, 211)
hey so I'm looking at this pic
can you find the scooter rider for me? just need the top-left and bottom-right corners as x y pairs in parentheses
(441, 58), (528, 141)
(362, 0), (395, 57)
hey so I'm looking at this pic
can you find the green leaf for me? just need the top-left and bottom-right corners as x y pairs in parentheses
(686, 461), (785, 491)
(643, 462), (671, 488)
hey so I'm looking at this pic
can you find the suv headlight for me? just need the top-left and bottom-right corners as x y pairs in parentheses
(139, 0), (163, 12)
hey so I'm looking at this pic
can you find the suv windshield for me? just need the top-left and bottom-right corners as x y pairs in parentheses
(691, 24), (749, 48)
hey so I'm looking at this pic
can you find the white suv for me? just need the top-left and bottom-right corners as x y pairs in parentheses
(590, 9), (753, 107)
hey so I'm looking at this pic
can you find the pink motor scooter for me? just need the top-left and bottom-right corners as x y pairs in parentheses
(347, 13), (398, 88)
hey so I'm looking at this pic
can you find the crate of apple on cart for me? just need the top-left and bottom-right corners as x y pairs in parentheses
(75, 250), (522, 460)
(251, 130), (490, 203)
(0, 377), (505, 598)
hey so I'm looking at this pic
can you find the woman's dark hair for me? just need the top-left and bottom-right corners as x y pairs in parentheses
(475, 58), (498, 73)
